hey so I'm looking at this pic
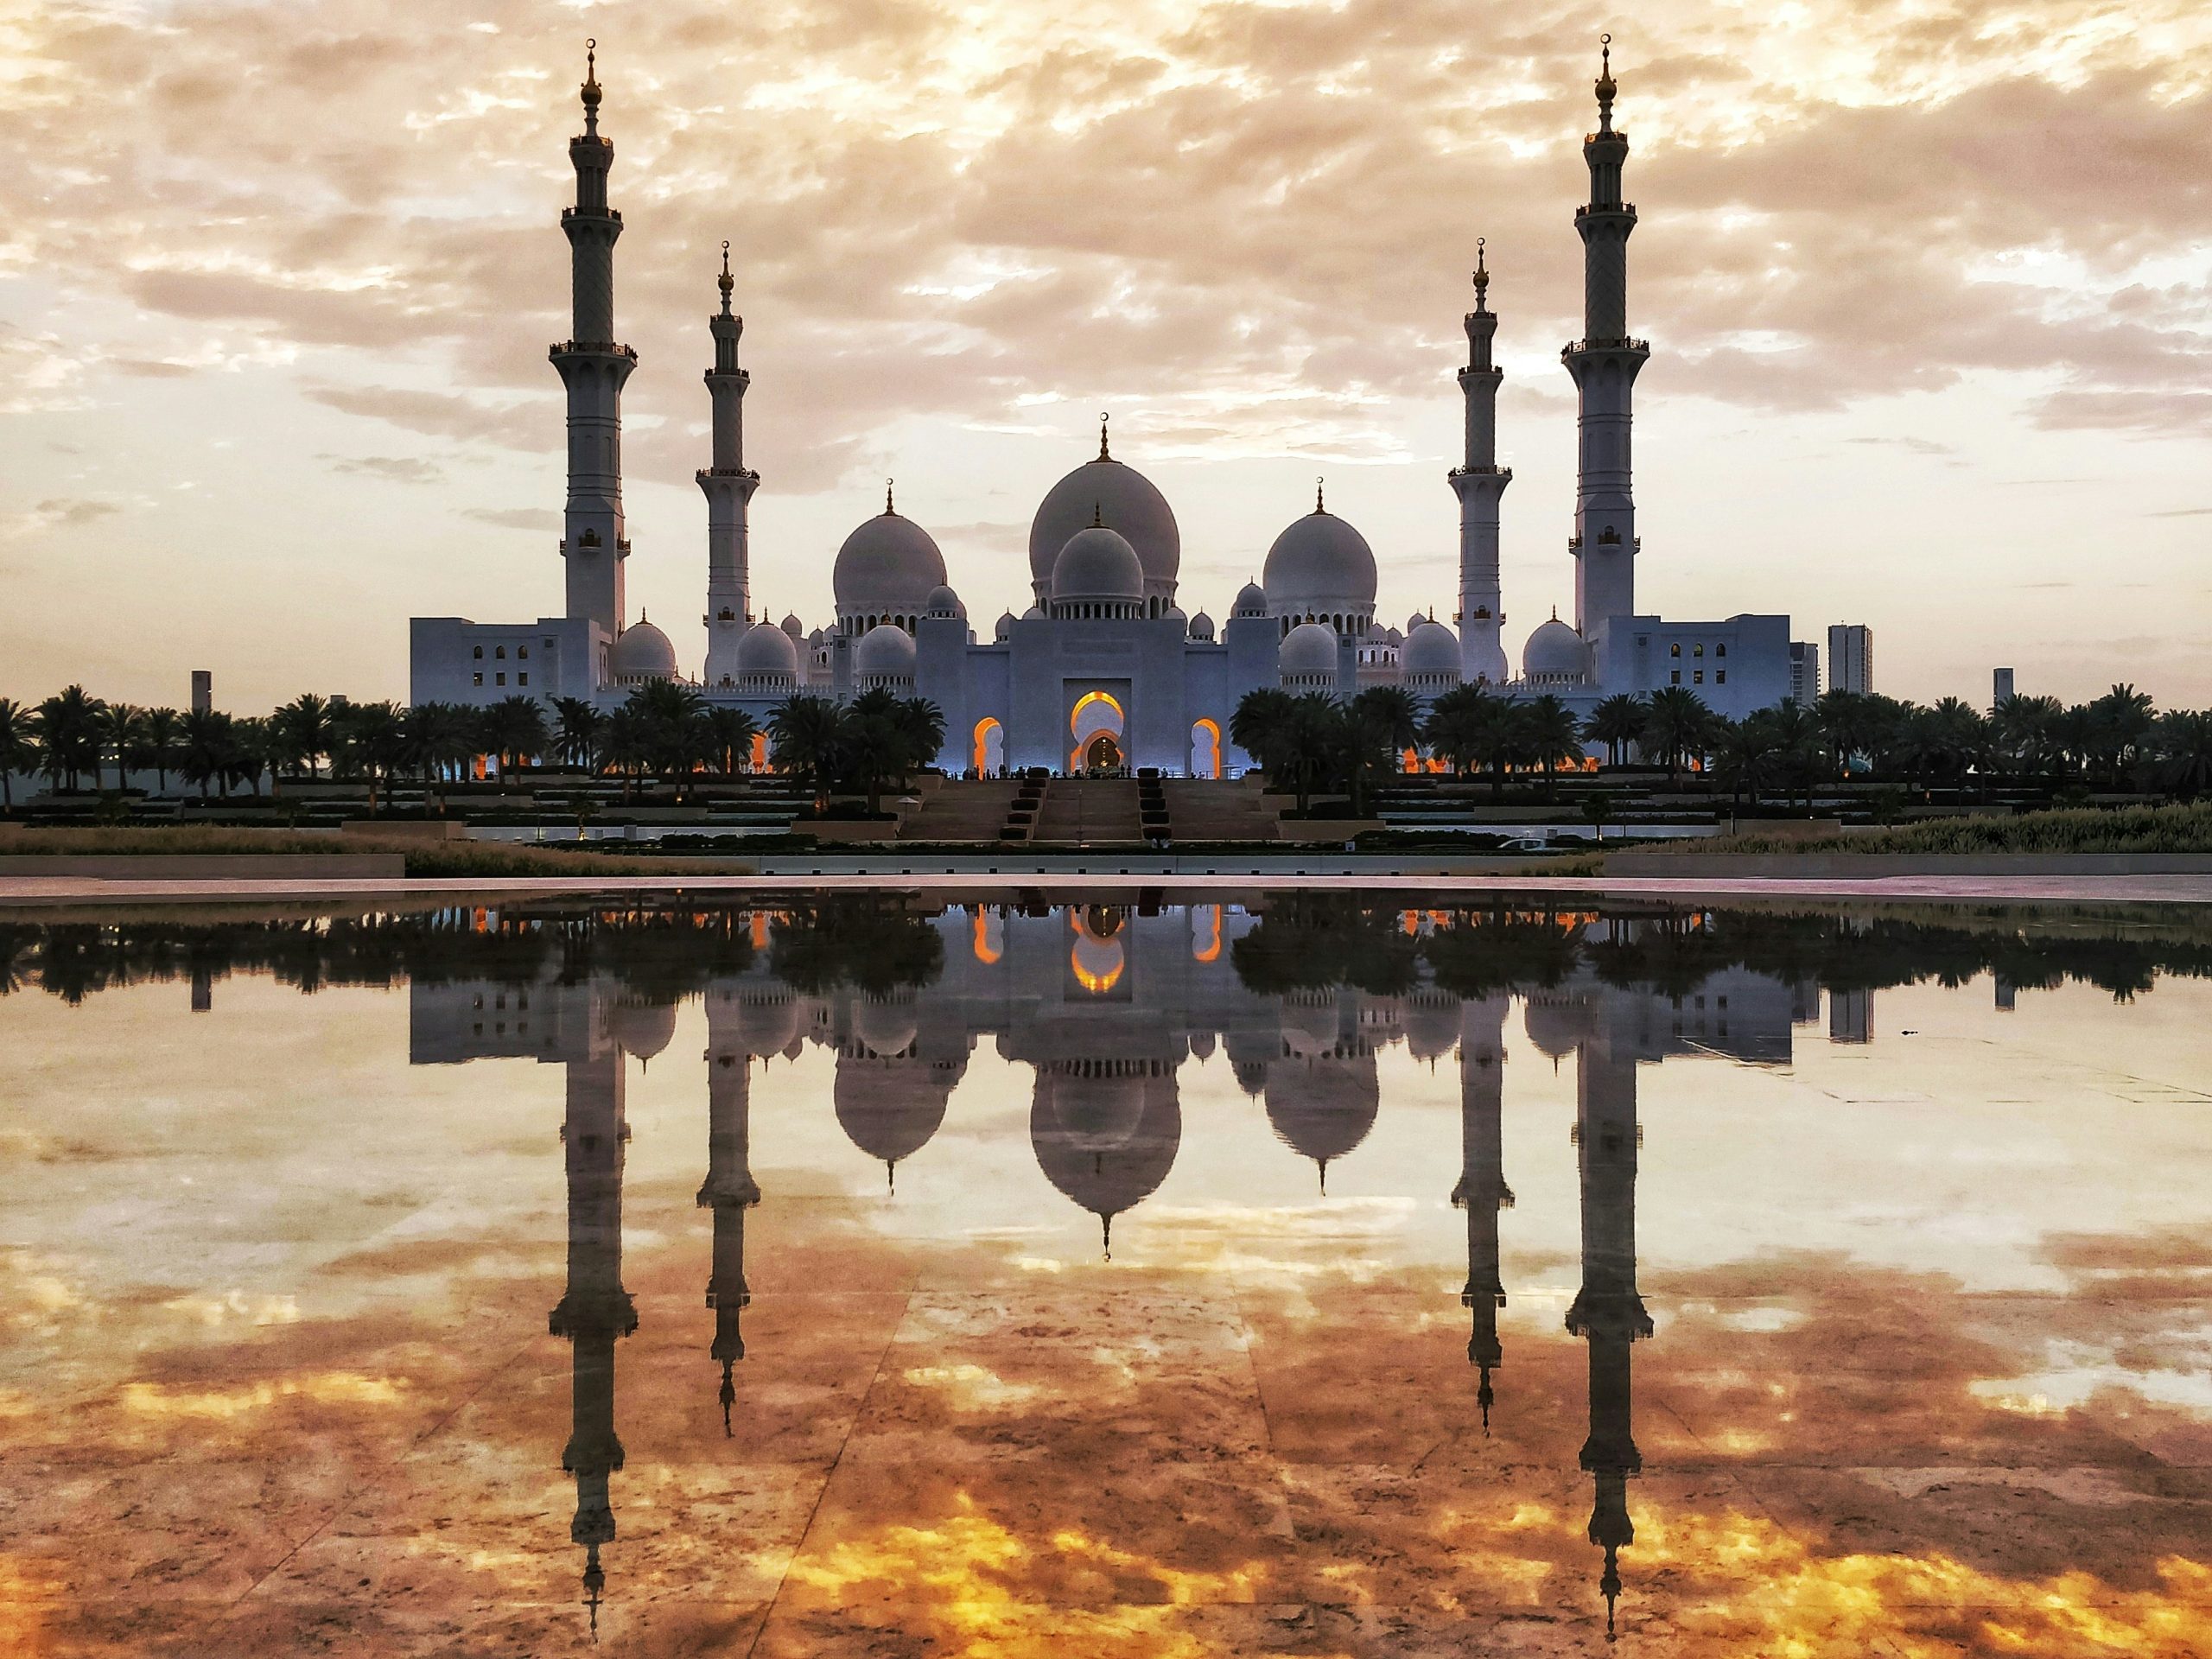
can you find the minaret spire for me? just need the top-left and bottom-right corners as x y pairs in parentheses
(1565, 32), (1648, 641)
(1450, 238), (1511, 683)
(699, 1004), (763, 1439)
(1098, 410), (1111, 460)
(698, 238), (760, 688)
(1452, 994), (1512, 1432)
(552, 36), (637, 653)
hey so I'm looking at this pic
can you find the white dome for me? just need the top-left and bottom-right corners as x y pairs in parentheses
(1263, 508), (1377, 616)
(1278, 620), (1338, 683)
(608, 615), (677, 683)
(995, 609), (1018, 642)
(834, 508), (946, 618)
(1406, 611), (1427, 635)
(1402, 620), (1460, 680)
(734, 619), (799, 680)
(1522, 615), (1590, 683)
(1189, 610), (1216, 642)
(1052, 525), (1145, 603)
(608, 997), (677, 1062)
(1029, 450), (1179, 600)
(1022, 603), (1045, 620)
(853, 621), (917, 684)
(1231, 581), (1268, 619)
(1385, 625), (1404, 645)
(780, 612), (804, 638)
(924, 584), (964, 619)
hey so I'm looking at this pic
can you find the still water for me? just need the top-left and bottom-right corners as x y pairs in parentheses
(4, 894), (2212, 1656)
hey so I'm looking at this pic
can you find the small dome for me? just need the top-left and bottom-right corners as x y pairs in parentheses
(1385, 626), (1404, 645)
(1402, 620), (1461, 681)
(1188, 610), (1216, 642)
(1022, 603), (1045, 620)
(608, 615), (677, 683)
(1263, 508), (1377, 613)
(780, 612), (804, 638)
(995, 609), (1017, 642)
(1029, 451), (1180, 598)
(1524, 994), (1593, 1061)
(1278, 620), (1338, 682)
(833, 507), (947, 617)
(1406, 611), (1427, 635)
(924, 583), (964, 619)
(853, 621), (917, 684)
(734, 619), (799, 679)
(1522, 615), (1590, 683)
(1231, 581), (1268, 619)
(607, 996), (677, 1062)
(1052, 525), (1145, 603)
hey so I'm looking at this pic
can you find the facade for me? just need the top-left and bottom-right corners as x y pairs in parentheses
(1993, 667), (2015, 706)
(1789, 639), (1821, 708)
(410, 44), (1814, 773)
(1828, 624), (1874, 695)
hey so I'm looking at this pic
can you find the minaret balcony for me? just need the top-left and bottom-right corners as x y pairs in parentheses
(1450, 464), (1510, 478)
(560, 206), (623, 223)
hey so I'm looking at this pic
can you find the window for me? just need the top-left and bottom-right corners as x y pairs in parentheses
(495, 672), (505, 686)
(1715, 671), (1726, 684)
(1694, 670), (1704, 684)
(473, 645), (483, 660)
(1694, 644), (1704, 658)
(518, 645), (529, 660)
(1670, 670), (1681, 685)
(1669, 643), (1681, 658)
(517, 672), (529, 687)
(1715, 644), (1727, 658)
(495, 645), (506, 660)
(472, 672), (483, 687)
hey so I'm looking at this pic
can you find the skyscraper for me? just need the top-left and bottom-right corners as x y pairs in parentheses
(1827, 624), (1873, 695)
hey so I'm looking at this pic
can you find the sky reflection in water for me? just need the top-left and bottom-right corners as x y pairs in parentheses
(3, 895), (2212, 1656)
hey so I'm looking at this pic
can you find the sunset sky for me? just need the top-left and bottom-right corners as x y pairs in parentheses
(3, 0), (2208, 713)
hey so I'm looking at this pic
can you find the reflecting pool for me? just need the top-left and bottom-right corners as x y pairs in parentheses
(4, 894), (2212, 1656)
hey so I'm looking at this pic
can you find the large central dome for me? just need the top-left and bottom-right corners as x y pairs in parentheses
(1029, 441), (1179, 609)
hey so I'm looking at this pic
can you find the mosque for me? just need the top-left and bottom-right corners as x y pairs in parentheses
(410, 41), (1808, 775)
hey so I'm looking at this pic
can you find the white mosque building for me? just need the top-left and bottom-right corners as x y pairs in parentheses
(410, 41), (1806, 776)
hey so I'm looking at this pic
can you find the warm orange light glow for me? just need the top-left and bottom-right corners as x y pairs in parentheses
(1192, 904), (1221, 963)
(972, 716), (1002, 772)
(972, 910), (1002, 964)
(1069, 690), (1123, 735)
(1071, 937), (1125, 994)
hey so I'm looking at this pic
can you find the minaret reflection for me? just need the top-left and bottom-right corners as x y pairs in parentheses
(546, 983), (637, 1635)
(699, 989), (762, 1434)
(1452, 994), (1511, 1430)
(1563, 995), (1653, 1641)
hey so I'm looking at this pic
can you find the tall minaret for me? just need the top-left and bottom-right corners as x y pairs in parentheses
(1566, 35), (1648, 639)
(1564, 1006), (1654, 1642)
(551, 41), (636, 646)
(1450, 242), (1510, 685)
(699, 241), (760, 688)
(698, 996), (763, 1432)
(547, 1024), (637, 1635)
(1451, 993), (1512, 1427)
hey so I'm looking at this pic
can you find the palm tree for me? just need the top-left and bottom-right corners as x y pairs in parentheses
(271, 693), (334, 780)
(2153, 709), (2212, 800)
(601, 704), (649, 801)
(179, 708), (233, 798)
(1584, 692), (1646, 768)
(1343, 686), (1420, 817)
(842, 690), (909, 814)
(702, 706), (759, 778)
(403, 702), (472, 811)
(338, 701), (408, 815)
(628, 681), (708, 794)
(552, 696), (606, 774)
(1420, 683), (1495, 779)
(0, 698), (35, 812)
(1639, 685), (1709, 785)
(133, 707), (182, 795)
(94, 702), (143, 792)
(2088, 683), (2156, 786)
(1709, 715), (1774, 812)
(1276, 694), (1342, 814)
(1229, 689), (1299, 781)
(35, 685), (105, 792)
(1516, 694), (1585, 801)
(769, 695), (848, 811)
(1762, 698), (1824, 808)
(482, 696), (550, 789)
(894, 698), (946, 783)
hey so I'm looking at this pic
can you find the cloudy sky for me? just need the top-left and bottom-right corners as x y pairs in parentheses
(3, 0), (2208, 713)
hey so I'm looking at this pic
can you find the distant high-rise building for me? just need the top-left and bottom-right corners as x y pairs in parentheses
(1993, 667), (2015, 706)
(1827, 625), (1872, 695)
(189, 671), (212, 715)
(1788, 640), (1821, 708)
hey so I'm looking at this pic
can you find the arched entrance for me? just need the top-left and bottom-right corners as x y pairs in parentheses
(1069, 690), (1125, 773)
(972, 717), (1004, 774)
(1190, 718), (1222, 779)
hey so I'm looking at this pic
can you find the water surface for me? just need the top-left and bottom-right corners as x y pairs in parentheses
(4, 895), (2211, 1656)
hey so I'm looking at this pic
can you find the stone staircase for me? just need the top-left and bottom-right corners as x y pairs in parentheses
(1031, 779), (1144, 844)
(1159, 779), (1282, 842)
(896, 780), (1024, 842)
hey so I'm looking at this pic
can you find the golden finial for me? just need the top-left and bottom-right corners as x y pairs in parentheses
(1472, 236), (1490, 307)
(1595, 33), (1617, 131)
(884, 478), (895, 514)
(1092, 499), (1104, 528)
(718, 238), (734, 302)
(1098, 410), (1110, 460)
(1315, 477), (1326, 513)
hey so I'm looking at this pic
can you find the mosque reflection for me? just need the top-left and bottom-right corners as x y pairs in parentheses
(358, 894), (2202, 1640)
(9, 894), (2208, 1641)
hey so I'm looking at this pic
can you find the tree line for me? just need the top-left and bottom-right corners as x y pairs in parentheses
(1230, 680), (2212, 809)
(0, 683), (945, 813)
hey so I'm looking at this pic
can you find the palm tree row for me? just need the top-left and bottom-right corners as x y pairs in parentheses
(766, 690), (947, 814)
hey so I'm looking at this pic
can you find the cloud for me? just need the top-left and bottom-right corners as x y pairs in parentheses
(3, 499), (121, 540)
(460, 505), (559, 531)
(322, 454), (445, 484)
